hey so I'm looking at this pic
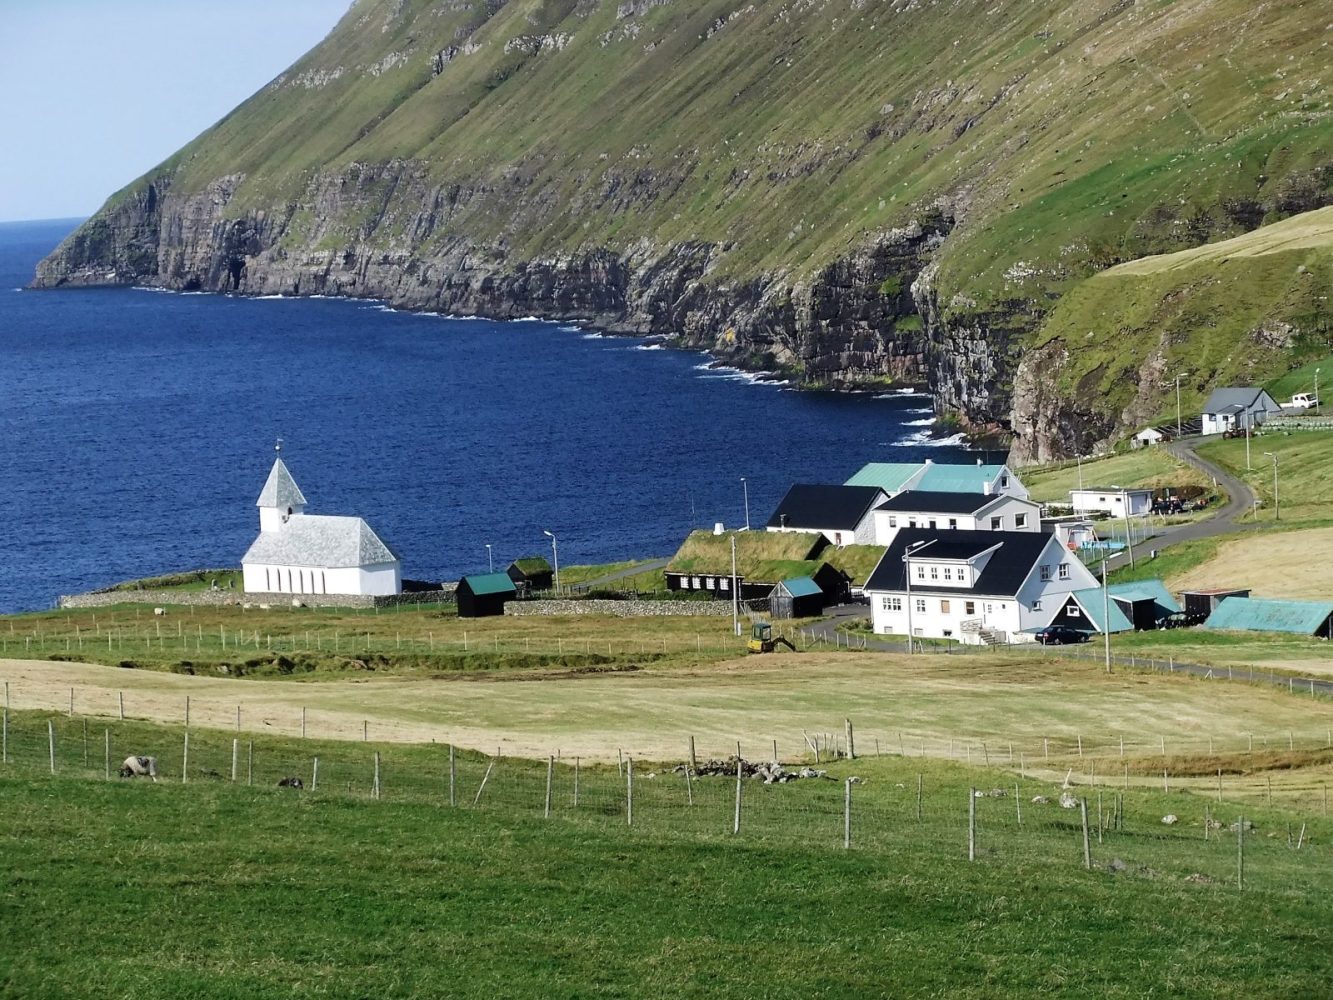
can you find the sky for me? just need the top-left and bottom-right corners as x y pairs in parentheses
(0, 0), (351, 222)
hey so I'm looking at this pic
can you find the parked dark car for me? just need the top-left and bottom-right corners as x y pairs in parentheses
(1034, 626), (1091, 645)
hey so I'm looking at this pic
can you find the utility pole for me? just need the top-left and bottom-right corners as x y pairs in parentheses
(1102, 556), (1112, 673)
(1263, 453), (1279, 521)
(730, 534), (740, 637)
(741, 477), (751, 531)
(1175, 372), (1189, 436)
(902, 539), (935, 654)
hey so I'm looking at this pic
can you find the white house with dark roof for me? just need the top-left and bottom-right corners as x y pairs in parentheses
(871, 490), (1042, 546)
(863, 528), (1100, 645)
(765, 484), (887, 545)
(1200, 388), (1282, 436)
(242, 455), (401, 597)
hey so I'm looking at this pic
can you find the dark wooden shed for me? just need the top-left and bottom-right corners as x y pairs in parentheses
(769, 577), (826, 619)
(456, 572), (518, 618)
(507, 556), (554, 594)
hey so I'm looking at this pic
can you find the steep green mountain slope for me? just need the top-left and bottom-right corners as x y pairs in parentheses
(33, 0), (1333, 458)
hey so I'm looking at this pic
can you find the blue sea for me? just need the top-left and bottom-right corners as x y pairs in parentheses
(0, 219), (971, 613)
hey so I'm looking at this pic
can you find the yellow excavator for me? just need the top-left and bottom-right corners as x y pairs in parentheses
(746, 620), (796, 654)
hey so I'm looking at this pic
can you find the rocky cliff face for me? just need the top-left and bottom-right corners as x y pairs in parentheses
(36, 163), (975, 398)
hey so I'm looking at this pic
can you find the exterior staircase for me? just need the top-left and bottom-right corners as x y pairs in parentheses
(961, 619), (1008, 646)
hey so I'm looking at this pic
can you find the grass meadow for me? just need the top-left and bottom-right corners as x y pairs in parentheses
(2, 705), (1332, 999)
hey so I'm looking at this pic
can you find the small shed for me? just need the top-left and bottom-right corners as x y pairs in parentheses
(1133, 427), (1167, 448)
(1205, 597), (1333, 638)
(769, 577), (826, 619)
(1181, 588), (1250, 622)
(507, 556), (553, 594)
(456, 572), (517, 618)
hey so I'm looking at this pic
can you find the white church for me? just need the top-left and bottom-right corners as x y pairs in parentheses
(241, 450), (402, 597)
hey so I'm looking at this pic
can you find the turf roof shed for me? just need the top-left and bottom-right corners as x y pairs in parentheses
(507, 556), (553, 592)
(457, 572), (518, 618)
(665, 529), (828, 599)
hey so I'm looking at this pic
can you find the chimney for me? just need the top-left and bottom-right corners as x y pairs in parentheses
(780, 513), (788, 528)
(713, 522), (725, 535)
(983, 481), (992, 496)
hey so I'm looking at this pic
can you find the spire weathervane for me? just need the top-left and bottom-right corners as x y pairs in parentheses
(275, 437), (283, 456)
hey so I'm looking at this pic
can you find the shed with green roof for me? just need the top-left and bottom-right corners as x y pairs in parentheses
(507, 556), (553, 593)
(769, 576), (826, 619)
(457, 572), (519, 617)
(1205, 597), (1333, 637)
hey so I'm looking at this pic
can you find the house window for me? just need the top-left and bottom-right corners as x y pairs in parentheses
(888, 516), (897, 528)
(948, 518), (957, 529)
(835, 532), (844, 545)
(943, 567), (953, 581)
(909, 518), (917, 528)
(930, 566), (939, 580)
(990, 517), (1002, 530)
(1001, 475), (1009, 488)
(705, 577), (715, 589)
(940, 600), (951, 614)
(1015, 513), (1028, 529)
(965, 601), (975, 615)
(1032, 600), (1042, 612)
(720, 578), (730, 591)
(1058, 563), (1070, 580)
(929, 519), (937, 530)
(1066, 602), (1081, 617)
(915, 599), (926, 613)
(943, 629), (953, 638)
(693, 576), (702, 589)
(881, 596), (902, 612)
(916, 566), (924, 579)
(1040, 564), (1052, 581)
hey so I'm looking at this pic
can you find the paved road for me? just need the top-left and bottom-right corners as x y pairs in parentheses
(573, 558), (670, 591)
(1103, 436), (1260, 572)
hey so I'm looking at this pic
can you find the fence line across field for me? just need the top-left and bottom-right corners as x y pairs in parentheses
(2, 711), (1323, 896)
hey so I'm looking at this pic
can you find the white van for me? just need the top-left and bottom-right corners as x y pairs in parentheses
(1289, 392), (1319, 409)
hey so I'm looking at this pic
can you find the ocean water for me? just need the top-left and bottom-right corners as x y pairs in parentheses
(0, 219), (970, 613)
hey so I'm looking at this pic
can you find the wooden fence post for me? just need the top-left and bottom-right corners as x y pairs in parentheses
(301, 707), (306, 739)
(373, 752), (381, 800)
(1237, 816), (1245, 891)
(685, 758), (694, 806)
(1015, 784), (1022, 827)
(2, 707), (7, 764)
(688, 735), (697, 773)
(247, 741), (253, 786)
(844, 779), (852, 849)
(626, 758), (634, 826)
(48, 719), (55, 774)
(733, 758), (743, 835)
(844, 719), (855, 760)
(968, 788), (976, 861)
(182, 731), (189, 784)
(312, 756), (319, 792)
(104, 729), (110, 780)
(1080, 799), (1091, 870)
(473, 759), (495, 806)
(916, 774), (923, 822)
(231, 739), (238, 782)
(574, 756), (580, 808)
(449, 744), (456, 807)
(545, 756), (554, 819)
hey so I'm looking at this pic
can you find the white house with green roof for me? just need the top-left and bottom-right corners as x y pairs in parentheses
(242, 455), (402, 597)
(846, 459), (1027, 500)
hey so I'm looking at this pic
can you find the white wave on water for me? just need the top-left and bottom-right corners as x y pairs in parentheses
(894, 428), (967, 448)
(874, 389), (930, 399)
(132, 286), (174, 294)
(581, 332), (606, 339)
(634, 343), (665, 351)
(256, 294), (290, 300)
(903, 417), (935, 427)
(444, 313), (481, 320)
(511, 315), (542, 322)
(906, 406), (934, 415)
(559, 325), (583, 333)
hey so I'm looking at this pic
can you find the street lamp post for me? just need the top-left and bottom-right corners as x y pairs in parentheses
(902, 540), (935, 654)
(1101, 556), (1112, 674)
(1262, 453), (1279, 521)
(1076, 454), (1084, 491)
(485, 544), (493, 573)
(1175, 372), (1190, 437)
(730, 534), (741, 637)
(543, 530), (560, 592)
(1316, 368), (1322, 417)
(741, 477), (751, 531)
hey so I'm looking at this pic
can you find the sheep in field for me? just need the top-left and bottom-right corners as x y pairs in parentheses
(119, 756), (158, 781)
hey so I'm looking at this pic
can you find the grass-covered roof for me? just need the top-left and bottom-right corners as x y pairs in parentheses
(667, 530), (826, 583)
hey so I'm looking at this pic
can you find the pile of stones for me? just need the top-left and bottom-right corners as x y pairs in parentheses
(673, 757), (838, 784)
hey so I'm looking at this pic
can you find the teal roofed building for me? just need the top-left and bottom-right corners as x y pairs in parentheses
(1042, 580), (1181, 634)
(457, 572), (518, 617)
(769, 576), (826, 618)
(846, 459), (1027, 500)
(1205, 597), (1333, 637)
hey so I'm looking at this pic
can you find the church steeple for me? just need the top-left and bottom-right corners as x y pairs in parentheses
(256, 440), (307, 532)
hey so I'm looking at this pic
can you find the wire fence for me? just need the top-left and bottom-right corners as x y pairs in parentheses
(2, 710), (1325, 896)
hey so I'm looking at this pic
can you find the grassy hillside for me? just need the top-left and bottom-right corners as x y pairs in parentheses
(77, 0), (1324, 300)
(4, 706), (1332, 998)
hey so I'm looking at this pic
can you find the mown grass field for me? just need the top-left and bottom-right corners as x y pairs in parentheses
(6, 647), (1333, 775)
(2, 707), (1331, 999)
(1021, 449), (1210, 505)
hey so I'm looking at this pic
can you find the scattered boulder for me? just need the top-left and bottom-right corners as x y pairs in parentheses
(1230, 819), (1257, 833)
(1031, 795), (1050, 805)
(1107, 858), (1127, 873)
(1059, 792), (1079, 809)
(1162, 814), (1179, 825)
(672, 758), (831, 784)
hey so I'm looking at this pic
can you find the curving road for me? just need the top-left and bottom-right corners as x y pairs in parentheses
(1103, 436), (1260, 572)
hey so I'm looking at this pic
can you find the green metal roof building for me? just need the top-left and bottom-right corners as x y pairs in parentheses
(1205, 597), (1333, 637)
(769, 576), (826, 619)
(457, 572), (519, 617)
(844, 463), (924, 493)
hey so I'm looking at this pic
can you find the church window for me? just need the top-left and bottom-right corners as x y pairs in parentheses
(287, 569), (293, 592)
(265, 568), (271, 591)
